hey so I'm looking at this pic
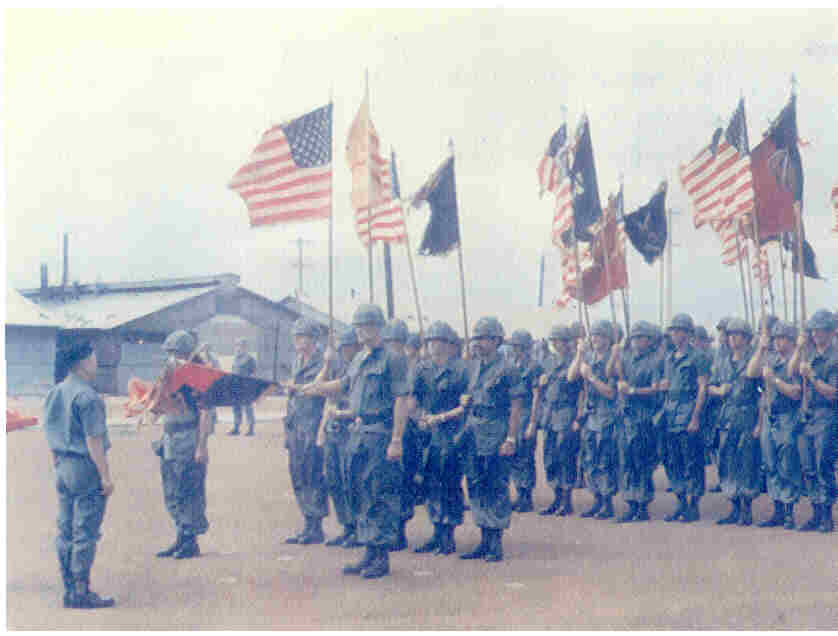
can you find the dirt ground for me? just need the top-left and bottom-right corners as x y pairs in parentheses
(6, 396), (838, 629)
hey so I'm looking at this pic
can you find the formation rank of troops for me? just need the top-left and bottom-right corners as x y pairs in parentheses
(43, 304), (838, 605)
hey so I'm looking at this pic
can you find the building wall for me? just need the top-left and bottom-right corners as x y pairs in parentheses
(5, 326), (58, 396)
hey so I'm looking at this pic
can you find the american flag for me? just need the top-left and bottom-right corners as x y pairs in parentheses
(718, 216), (746, 266)
(832, 182), (838, 233)
(229, 104), (332, 227)
(555, 242), (593, 309)
(346, 95), (406, 246)
(537, 124), (568, 197)
(679, 99), (754, 232)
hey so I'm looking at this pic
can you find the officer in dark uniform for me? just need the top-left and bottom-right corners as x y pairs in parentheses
(569, 320), (619, 520)
(281, 318), (329, 545)
(710, 318), (761, 526)
(43, 339), (115, 609)
(407, 321), (470, 555)
(458, 317), (524, 562)
(614, 320), (663, 522)
(507, 329), (543, 513)
(537, 325), (583, 516)
(747, 321), (802, 529)
(304, 304), (409, 579)
(793, 309), (838, 532)
(154, 330), (211, 560)
(659, 314), (709, 523)
(317, 328), (362, 548)
(229, 338), (257, 435)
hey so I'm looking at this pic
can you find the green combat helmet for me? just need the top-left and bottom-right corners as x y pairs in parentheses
(667, 313), (695, 334)
(352, 304), (386, 328)
(806, 309), (836, 332)
(292, 318), (319, 338)
(382, 319), (409, 343)
(725, 318), (753, 337)
(548, 324), (574, 341)
(630, 320), (658, 340)
(425, 321), (459, 344)
(590, 320), (615, 342)
(162, 330), (197, 357)
(472, 316), (505, 341)
(694, 325), (711, 343)
(337, 328), (359, 348)
(507, 329), (534, 350)
(772, 321), (797, 341)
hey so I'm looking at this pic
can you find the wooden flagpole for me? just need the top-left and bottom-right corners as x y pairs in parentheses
(365, 70), (375, 304)
(734, 224), (750, 325)
(665, 205), (673, 327)
(618, 176), (631, 333)
(393, 150), (425, 341)
(449, 139), (470, 347)
(794, 202), (806, 324)
(658, 247), (664, 330)
(602, 196), (619, 331)
(778, 241), (788, 321)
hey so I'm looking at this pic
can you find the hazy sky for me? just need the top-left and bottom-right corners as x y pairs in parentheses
(4, 9), (837, 336)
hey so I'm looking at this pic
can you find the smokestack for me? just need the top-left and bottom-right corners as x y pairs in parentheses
(40, 264), (48, 295)
(62, 232), (69, 289)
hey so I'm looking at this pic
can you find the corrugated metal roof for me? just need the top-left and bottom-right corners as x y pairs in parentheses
(5, 288), (60, 327)
(36, 286), (218, 330)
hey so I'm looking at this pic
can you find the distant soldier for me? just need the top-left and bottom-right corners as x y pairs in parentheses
(507, 329), (543, 513)
(659, 314), (708, 523)
(407, 321), (470, 555)
(304, 304), (409, 579)
(458, 317), (524, 562)
(792, 309), (838, 532)
(710, 318), (761, 526)
(317, 328), (363, 548)
(614, 321), (663, 523)
(43, 339), (115, 609)
(281, 319), (328, 545)
(537, 325), (583, 516)
(705, 317), (733, 492)
(229, 338), (257, 436)
(748, 321), (802, 529)
(569, 320), (619, 520)
(154, 330), (211, 560)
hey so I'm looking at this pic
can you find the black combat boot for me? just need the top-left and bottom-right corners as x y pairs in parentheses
(343, 545), (375, 575)
(341, 526), (363, 549)
(390, 520), (408, 551)
(361, 546), (390, 579)
(460, 528), (490, 560)
(595, 496), (614, 520)
(716, 497), (741, 525)
(738, 497), (753, 526)
(483, 529), (504, 563)
(285, 517), (310, 544)
(665, 495), (688, 522)
(709, 483), (722, 493)
(681, 496), (700, 523)
(516, 488), (534, 513)
(540, 489), (563, 515)
(326, 525), (355, 547)
(559, 488), (574, 516)
(635, 501), (650, 521)
(71, 579), (115, 609)
(174, 534), (200, 559)
(300, 517), (325, 544)
(758, 500), (785, 528)
(783, 503), (796, 530)
(617, 501), (638, 523)
(414, 524), (442, 553)
(156, 531), (184, 557)
(798, 504), (822, 532)
(580, 494), (603, 518)
(436, 525), (456, 555)
(59, 549), (74, 608)
(819, 504), (834, 533)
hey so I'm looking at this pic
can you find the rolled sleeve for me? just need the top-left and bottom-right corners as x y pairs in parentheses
(75, 392), (107, 439)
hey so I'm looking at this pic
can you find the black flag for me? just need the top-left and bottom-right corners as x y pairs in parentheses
(781, 230), (820, 279)
(624, 182), (668, 265)
(412, 156), (460, 256)
(568, 116), (602, 242)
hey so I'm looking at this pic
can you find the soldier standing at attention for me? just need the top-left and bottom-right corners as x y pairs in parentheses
(303, 304), (409, 579)
(705, 318), (733, 492)
(507, 329), (543, 514)
(614, 321), (662, 523)
(316, 328), (363, 548)
(229, 338), (257, 436)
(407, 321), (470, 555)
(536, 325), (583, 516)
(659, 314), (708, 523)
(569, 320), (619, 520)
(458, 317), (524, 562)
(710, 318), (761, 526)
(154, 330), (211, 560)
(281, 319), (329, 545)
(43, 339), (115, 609)
(791, 309), (838, 533)
(747, 321), (802, 529)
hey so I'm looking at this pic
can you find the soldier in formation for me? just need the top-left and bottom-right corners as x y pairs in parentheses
(229, 338), (257, 436)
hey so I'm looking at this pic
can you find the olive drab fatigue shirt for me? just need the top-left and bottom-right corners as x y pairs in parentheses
(806, 343), (838, 435)
(663, 345), (706, 433)
(410, 356), (469, 446)
(722, 347), (760, 433)
(341, 345), (409, 434)
(540, 352), (583, 432)
(764, 351), (799, 427)
(516, 356), (544, 437)
(583, 351), (618, 432)
(286, 348), (326, 432)
(43, 374), (110, 456)
(620, 347), (664, 432)
(465, 353), (526, 456)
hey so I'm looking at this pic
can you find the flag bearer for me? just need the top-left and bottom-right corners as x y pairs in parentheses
(44, 339), (115, 609)
(537, 325), (584, 516)
(710, 318), (761, 526)
(458, 317), (524, 562)
(570, 320), (619, 520)
(304, 304), (409, 579)
(407, 321), (470, 555)
(507, 329), (543, 513)
(748, 321), (802, 529)
(659, 314), (708, 523)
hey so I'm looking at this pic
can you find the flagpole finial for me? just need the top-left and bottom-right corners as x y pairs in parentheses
(790, 73), (798, 96)
(619, 172), (624, 187)
(560, 104), (568, 123)
(448, 138), (455, 156)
